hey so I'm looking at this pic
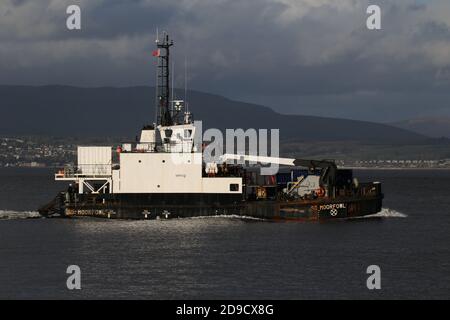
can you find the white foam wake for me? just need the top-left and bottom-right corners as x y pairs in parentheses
(0, 210), (42, 220)
(360, 208), (407, 219)
(185, 214), (267, 221)
(0, 209), (406, 221)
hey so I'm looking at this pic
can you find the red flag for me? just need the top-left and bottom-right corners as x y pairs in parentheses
(152, 49), (160, 57)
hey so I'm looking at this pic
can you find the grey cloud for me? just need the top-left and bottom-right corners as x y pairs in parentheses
(0, 0), (450, 121)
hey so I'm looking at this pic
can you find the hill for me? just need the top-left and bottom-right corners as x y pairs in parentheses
(0, 85), (428, 145)
(391, 117), (450, 139)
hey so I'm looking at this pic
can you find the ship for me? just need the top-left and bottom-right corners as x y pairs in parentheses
(39, 34), (383, 221)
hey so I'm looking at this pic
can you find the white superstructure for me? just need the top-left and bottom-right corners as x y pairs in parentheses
(56, 120), (242, 195)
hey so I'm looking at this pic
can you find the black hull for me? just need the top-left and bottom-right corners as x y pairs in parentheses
(40, 192), (383, 221)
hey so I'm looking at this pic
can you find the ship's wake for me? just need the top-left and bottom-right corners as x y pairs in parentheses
(186, 214), (267, 222)
(355, 208), (407, 219)
(0, 208), (407, 221)
(0, 210), (41, 220)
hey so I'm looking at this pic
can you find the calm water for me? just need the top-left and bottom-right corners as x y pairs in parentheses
(0, 168), (449, 299)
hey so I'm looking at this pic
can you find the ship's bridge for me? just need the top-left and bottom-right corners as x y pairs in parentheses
(132, 122), (197, 153)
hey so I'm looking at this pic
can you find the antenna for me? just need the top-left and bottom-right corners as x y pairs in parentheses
(154, 28), (159, 124)
(184, 56), (188, 113)
(171, 60), (174, 116)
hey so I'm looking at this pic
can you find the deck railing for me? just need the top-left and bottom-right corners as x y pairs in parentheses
(55, 164), (112, 178)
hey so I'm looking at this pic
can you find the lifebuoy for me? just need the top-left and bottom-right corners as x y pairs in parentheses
(316, 187), (325, 197)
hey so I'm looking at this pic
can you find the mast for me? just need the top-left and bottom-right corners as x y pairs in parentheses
(156, 33), (174, 126)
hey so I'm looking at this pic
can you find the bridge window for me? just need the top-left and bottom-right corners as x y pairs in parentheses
(230, 184), (239, 191)
(164, 129), (173, 137)
(184, 129), (192, 138)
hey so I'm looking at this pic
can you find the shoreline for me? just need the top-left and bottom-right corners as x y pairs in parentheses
(343, 167), (450, 170)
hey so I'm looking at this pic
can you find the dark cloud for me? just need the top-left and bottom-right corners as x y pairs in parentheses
(0, 0), (450, 121)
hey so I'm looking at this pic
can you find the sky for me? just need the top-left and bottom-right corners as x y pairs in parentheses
(1, 0), (450, 122)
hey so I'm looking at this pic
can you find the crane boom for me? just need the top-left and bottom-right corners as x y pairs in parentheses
(220, 154), (296, 166)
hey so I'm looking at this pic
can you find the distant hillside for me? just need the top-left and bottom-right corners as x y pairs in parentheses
(391, 117), (450, 139)
(0, 85), (428, 144)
